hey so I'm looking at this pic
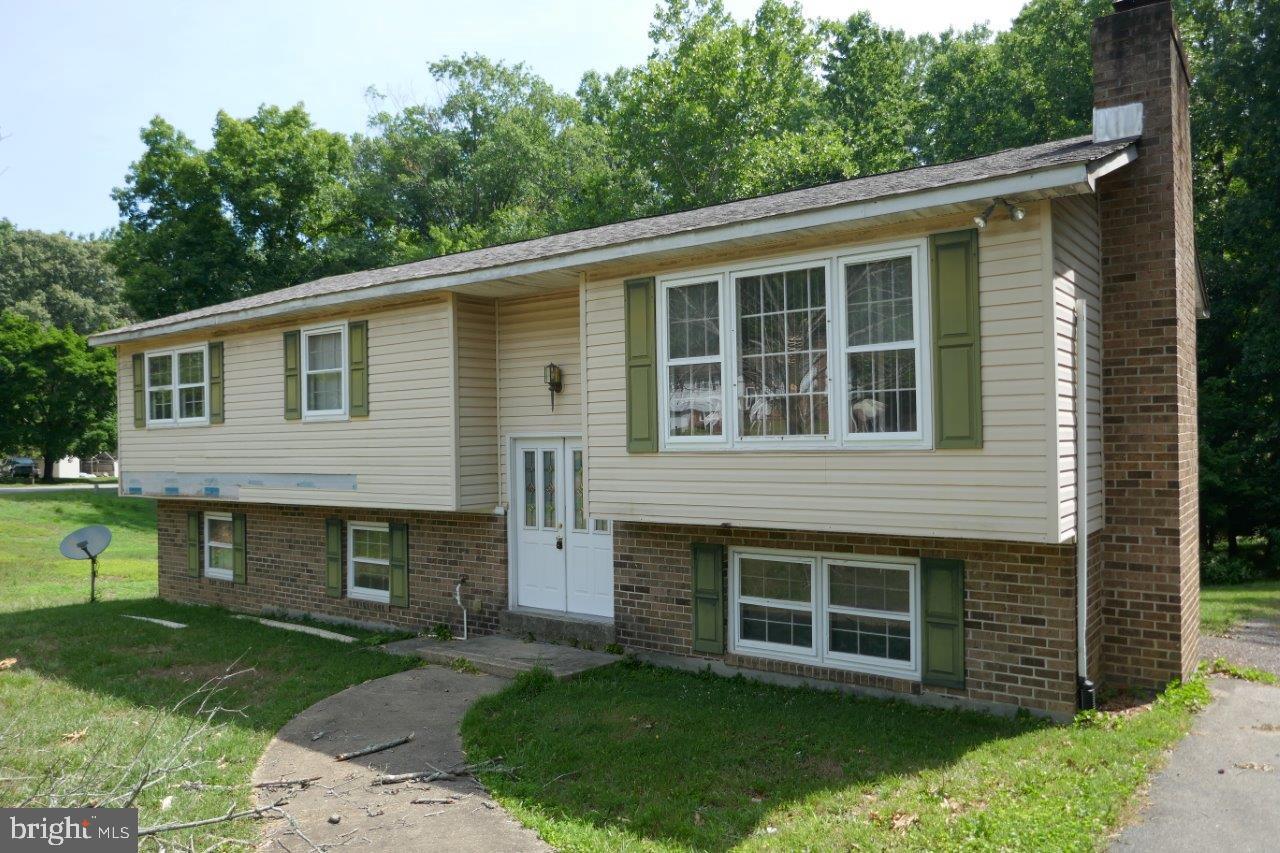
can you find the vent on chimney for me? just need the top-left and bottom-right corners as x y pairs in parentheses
(1093, 103), (1144, 143)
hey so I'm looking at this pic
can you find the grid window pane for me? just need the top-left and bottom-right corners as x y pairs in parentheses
(737, 266), (827, 437)
(178, 350), (204, 384)
(846, 257), (913, 347)
(829, 563), (910, 613)
(147, 355), (172, 387)
(667, 363), (723, 437)
(354, 561), (390, 592)
(179, 386), (205, 419)
(207, 517), (233, 547)
(848, 349), (917, 434)
(523, 451), (537, 527)
(666, 281), (719, 360)
(209, 546), (234, 571)
(740, 604), (812, 648)
(829, 613), (911, 661)
(573, 450), (586, 531)
(739, 557), (810, 603)
(542, 450), (556, 529)
(149, 389), (173, 421)
(307, 331), (343, 371)
(307, 372), (342, 412)
(352, 527), (390, 561)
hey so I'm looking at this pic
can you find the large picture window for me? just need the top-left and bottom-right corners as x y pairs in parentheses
(302, 325), (346, 419)
(655, 240), (930, 451)
(145, 345), (208, 426)
(730, 548), (918, 678)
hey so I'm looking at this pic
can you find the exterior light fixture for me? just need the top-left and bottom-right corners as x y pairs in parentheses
(544, 362), (563, 410)
(974, 198), (1025, 229)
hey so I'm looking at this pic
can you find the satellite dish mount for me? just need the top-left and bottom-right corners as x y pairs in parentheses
(60, 525), (112, 603)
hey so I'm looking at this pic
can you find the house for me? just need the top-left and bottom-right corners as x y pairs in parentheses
(90, 0), (1202, 720)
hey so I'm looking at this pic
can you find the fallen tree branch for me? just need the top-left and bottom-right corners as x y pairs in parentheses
(373, 758), (502, 786)
(334, 733), (414, 762)
(138, 799), (285, 836)
(253, 776), (322, 789)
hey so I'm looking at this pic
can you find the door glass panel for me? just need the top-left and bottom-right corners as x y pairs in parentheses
(542, 449), (557, 529)
(522, 450), (537, 528)
(572, 450), (586, 531)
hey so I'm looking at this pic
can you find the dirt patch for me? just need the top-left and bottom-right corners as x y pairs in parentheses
(800, 755), (846, 781)
(1099, 690), (1156, 716)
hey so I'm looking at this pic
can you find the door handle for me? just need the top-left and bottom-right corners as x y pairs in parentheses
(556, 535), (564, 550)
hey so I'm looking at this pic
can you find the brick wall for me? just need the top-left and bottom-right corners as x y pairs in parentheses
(1093, 0), (1200, 687)
(157, 500), (507, 633)
(615, 522), (1081, 719)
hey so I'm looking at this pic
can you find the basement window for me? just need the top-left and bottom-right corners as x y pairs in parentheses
(347, 522), (390, 604)
(204, 512), (234, 581)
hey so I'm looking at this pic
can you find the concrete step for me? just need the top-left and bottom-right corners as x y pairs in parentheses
(498, 608), (615, 649)
(382, 634), (618, 680)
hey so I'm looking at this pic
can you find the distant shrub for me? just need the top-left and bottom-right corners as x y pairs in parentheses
(1201, 550), (1262, 585)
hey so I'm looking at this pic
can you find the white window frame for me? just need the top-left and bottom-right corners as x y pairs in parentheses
(657, 273), (730, 446)
(203, 512), (234, 581)
(729, 546), (921, 680)
(301, 322), (348, 421)
(347, 521), (390, 604)
(144, 344), (209, 428)
(654, 237), (933, 451)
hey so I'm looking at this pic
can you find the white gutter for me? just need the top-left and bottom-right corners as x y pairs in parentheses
(89, 153), (1134, 348)
(1075, 297), (1091, 683)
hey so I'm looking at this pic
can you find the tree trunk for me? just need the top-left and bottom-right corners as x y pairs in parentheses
(41, 455), (54, 483)
(1227, 532), (1240, 557)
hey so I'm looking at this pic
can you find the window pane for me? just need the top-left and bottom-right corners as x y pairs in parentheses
(737, 266), (827, 437)
(307, 331), (343, 371)
(592, 518), (610, 533)
(209, 545), (234, 571)
(829, 563), (910, 613)
(523, 451), (537, 527)
(667, 363), (723, 437)
(666, 281), (720, 360)
(352, 527), (389, 561)
(846, 257), (914, 347)
(739, 557), (810, 603)
(740, 604), (812, 648)
(572, 450), (586, 531)
(207, 517), (233, 547)
(848, 349), (917, 434)
(179, 386), (205, 419)
(149, 388), (173, 421)
(147, 355), (172, 387)
(829, 613), (911, 661)
(307, 372), (342, 412)
(354, 560), (390, 592)
(542, 450), (556, 528)
(178, 350), (204, 384)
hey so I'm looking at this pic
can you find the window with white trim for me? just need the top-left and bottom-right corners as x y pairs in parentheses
(146, 345), (208, 426)
(655, 239), (930, 450)
(730, 548), (919, 678)
(204, 512), (234, 581)
(347, 522), (390, 603)
(302, 325), (346, 419)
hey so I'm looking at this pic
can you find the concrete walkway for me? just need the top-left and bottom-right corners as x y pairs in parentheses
(1112, 677), (1280, 852)
(253, 667), (548, 852)
(384, 633), (617, 679)
(1202, 618), (1280, 675)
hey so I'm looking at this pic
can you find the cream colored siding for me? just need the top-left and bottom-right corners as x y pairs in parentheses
(454, 295), (499, 509)
(117, 298), (457, 511)
(496, 289), (582, 499)
(584, 208), (1059, 541)
(1051, 195), (1104, 539)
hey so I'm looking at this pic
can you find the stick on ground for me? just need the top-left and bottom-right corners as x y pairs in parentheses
(333, 733), (414, 762)
(253, 776), (322, 789)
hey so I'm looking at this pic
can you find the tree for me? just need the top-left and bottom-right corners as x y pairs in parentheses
(0, 222), (133, 334)
(0, 312), (116, 481)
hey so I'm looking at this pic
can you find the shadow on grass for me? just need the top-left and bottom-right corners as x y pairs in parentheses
(461, 662), (1040, 851)
(1, 490), (157, 536)
(0, 597), (415, 736)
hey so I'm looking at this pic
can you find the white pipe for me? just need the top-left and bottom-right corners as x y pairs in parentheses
(454, 577), (469, 641)
(1075, 297), (1090, 681)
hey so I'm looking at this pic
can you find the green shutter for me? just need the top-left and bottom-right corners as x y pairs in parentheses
(132, 353), (146, 429)
(283, 330), (301, 420)
(931, 229), (983, 449)
(325, 518), (342, 598)
(186, 511), (200, 577)
(232, 512), (247, 584)
(348, 320), (369, 417)
(389, 522), (408, 607)
(691, 543), (725, 653)
(208, 341), (225, 424)
(624, 277), (659, 453)
(921, 557), (965, 688)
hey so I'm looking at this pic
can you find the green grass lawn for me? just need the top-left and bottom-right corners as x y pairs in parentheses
(464, 666), (1209, 851)
(1200, 580), (1280, 635)
(0, 492), (416, 849)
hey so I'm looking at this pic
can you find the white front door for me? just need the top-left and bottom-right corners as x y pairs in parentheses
(513, 438), (613, 617)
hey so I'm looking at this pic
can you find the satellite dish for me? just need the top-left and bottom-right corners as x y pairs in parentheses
(60, 525), (112, 603)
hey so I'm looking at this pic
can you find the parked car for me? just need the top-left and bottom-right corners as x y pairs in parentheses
(3, 456), (37, 478)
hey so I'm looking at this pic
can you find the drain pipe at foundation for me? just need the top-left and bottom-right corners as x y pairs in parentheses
(1075, 298), (1098, 711)
(454, 575), (469, 641)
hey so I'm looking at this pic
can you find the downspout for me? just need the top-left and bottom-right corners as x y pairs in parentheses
(1075, 297), (1097, 710)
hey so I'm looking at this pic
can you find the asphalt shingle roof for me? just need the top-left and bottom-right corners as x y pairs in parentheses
(95, 134), (1133, 342)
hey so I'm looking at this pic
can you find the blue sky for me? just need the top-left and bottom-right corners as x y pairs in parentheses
(0, 0), (1025, 235)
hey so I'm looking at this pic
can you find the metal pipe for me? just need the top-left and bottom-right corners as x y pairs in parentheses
(1075, 298), (1096, 709)
(453, 576), (468, 641)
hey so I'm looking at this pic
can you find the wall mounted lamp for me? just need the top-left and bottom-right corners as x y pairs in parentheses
(544, 362), (563, 410)
(973, 197), (1026, 229)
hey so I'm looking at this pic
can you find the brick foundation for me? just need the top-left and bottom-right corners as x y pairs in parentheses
(157, 501), (507, 633)
(614, 522), (1083, 719)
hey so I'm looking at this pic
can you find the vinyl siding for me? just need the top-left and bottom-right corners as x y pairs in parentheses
(117, 298), (457, 511)
(1051, 195), (1104, 539)
(496, 288), (582, 501)
(454, 295), (499, 509)
(583, 206), (1060, 542)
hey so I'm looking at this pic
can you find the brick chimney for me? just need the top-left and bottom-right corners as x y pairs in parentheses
(1092, 0), (1200, 688)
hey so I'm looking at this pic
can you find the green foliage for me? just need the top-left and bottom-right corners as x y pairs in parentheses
(1206, 656), (1280, 685)
(0, 222), (132, 334)
(0, 312), (115, 478)
(431, 622), (453, 642)
(1201, 550), (1265, 586)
